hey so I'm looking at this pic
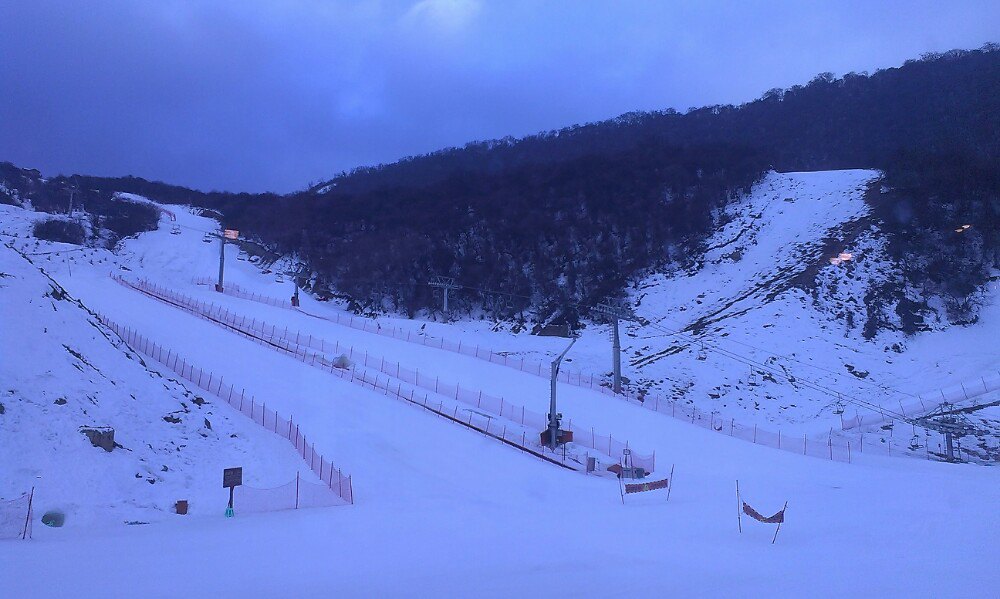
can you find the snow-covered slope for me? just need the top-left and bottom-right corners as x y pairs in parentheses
(0, 240), (310, 531)
(620, 171), (999, 453)
(1, 176), (998, 597)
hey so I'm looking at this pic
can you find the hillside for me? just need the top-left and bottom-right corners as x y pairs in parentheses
(0, 194), (997, 596)
(0, 220), (314, 531)
(220, 46), (998, 322)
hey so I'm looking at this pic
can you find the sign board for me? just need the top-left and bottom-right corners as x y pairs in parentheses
(223, 229), (239, 240)
(223, 467), (243, 488)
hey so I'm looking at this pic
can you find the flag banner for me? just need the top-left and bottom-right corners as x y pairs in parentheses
(624, 478), (669, 494)
(742, 501), (785, 524)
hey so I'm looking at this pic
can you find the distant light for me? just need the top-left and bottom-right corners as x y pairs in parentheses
(955, 228), (964, 233)
(838, 252), (853, 261)
(962, 224), (971, 230)
(829, 257), (842, 265)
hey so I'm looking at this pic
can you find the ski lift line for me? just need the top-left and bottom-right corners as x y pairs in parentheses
(642, 320), (909, 422)
(175, 222), (219, 235)
(643, 319), (901, 416)
(685, 340), (904, 422)
(219, 266), (915, 408)
(424, 274), (922, 405)
(644, 309), (922, 402)
(285, 271), (915, 408)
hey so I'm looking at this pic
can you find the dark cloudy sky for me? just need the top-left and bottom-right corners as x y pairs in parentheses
(1, 1), (997, 192)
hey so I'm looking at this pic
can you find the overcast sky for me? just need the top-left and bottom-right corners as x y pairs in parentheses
(1, 1), (997, 193)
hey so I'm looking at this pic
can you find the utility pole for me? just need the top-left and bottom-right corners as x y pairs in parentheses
(549, 336), (577, 450)
(290, 263), (306, 307)
(216, 234), (226, 292)
(429, 276), (461, 316)
(593, 303), (636, 394)
(66, 187), (78, 216)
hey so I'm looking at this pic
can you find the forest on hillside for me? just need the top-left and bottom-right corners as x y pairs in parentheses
(4, 45), (998, 329)
(227, 45), (1000, 326)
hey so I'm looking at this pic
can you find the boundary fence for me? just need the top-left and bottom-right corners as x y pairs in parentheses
(234, 473), (342, 515)
(0, 491), (33, 540)
(95, 312), (354, 505)
(199, 282), (855, 462)
(193, 277), (292, 309)
(115, 274), (653, 473)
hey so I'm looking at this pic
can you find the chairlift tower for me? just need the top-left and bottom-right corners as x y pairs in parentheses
(215, 229), (239, 292)
(429, 276), (461, 315)
(593, 303), (637, 394)
(915, 403), (976, 461)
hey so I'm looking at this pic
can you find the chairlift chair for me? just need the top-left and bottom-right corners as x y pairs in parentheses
(697, 343), (708, 361)
(748, 367), (759, 386)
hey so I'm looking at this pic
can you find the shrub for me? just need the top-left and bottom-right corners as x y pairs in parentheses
(32, 219), (85, 245)
(103, 200), (159, 240)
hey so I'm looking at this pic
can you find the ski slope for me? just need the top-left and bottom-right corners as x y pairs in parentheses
(1, 173), (999, 597)
(0, 240), (314, 530)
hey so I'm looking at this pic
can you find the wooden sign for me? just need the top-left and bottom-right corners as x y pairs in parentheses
(223, 229), (239, 240)
(223, 467), (243, 488)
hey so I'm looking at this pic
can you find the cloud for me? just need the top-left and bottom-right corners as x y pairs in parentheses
(0, 1), (996, 192)
(403, 0), (481, 33)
